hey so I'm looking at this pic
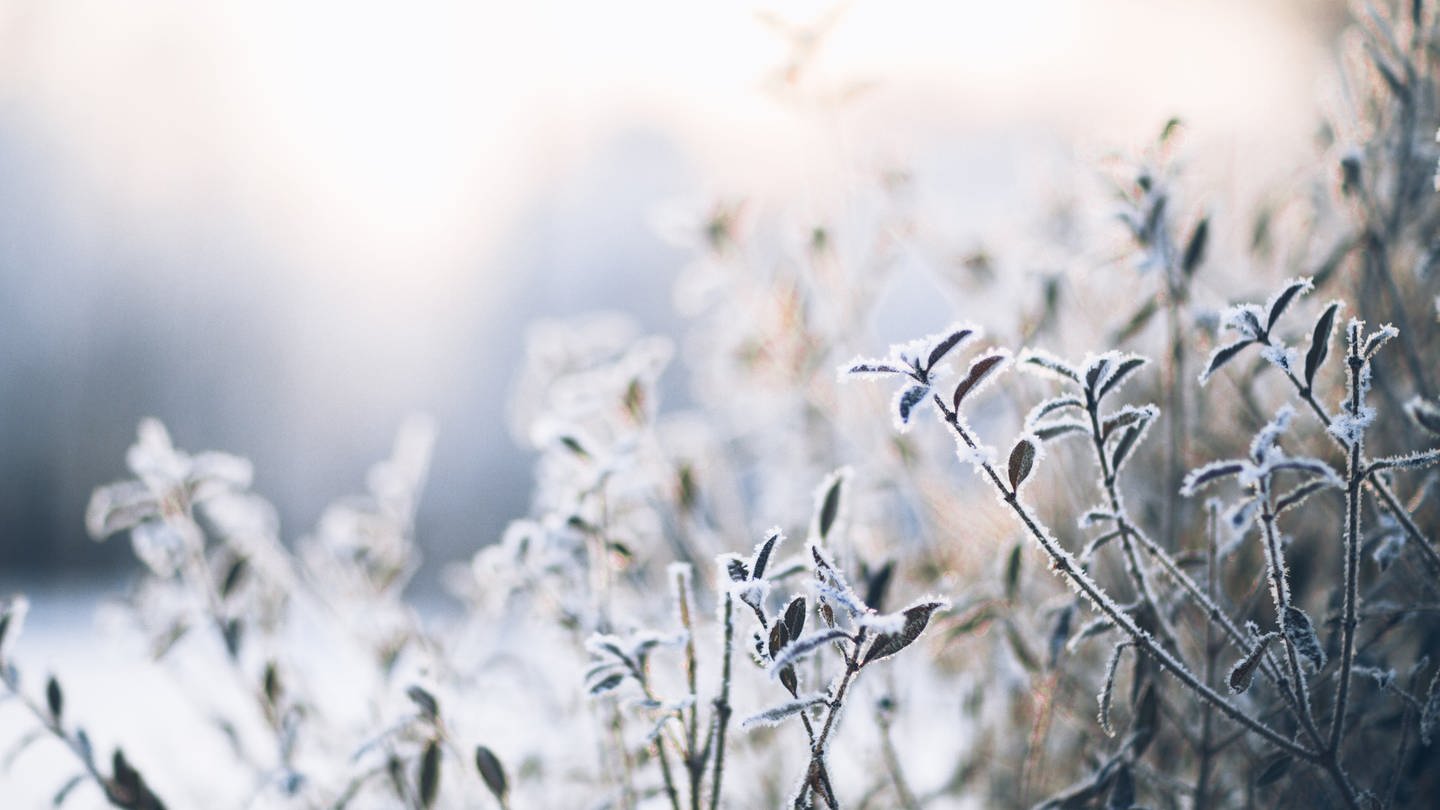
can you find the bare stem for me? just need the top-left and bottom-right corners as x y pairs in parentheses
(1194, 504), (1219, 810)
(1329, 352), (1366, 755)
(675, 570), (702, 810)
(707, 594), (735, 810)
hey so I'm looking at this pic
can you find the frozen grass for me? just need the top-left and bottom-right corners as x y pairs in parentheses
(5, 2), (1440, 808)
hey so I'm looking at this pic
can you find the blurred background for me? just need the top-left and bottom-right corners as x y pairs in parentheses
(0, 0), (1344, 591)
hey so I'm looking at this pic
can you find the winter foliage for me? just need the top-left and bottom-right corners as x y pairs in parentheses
(7, 3), (1440, 808)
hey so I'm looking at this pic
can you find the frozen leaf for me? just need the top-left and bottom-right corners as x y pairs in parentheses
(751, 528), (784, 580)
(1008, 436), (1038, 492)
(740, 693), (828, 730)
(1199, 340), (1253, 385)
(1406, 396), (1440, 437)
(1268, 458), (1342, 487)
(1284, 606), (1324, 671)
(1304, 302), (1342, 389)
(1363, 324), (1398, 360)
(926, 326), (976, 371)
(768, 620), (790, 657)
(1101, 405), (1156, 443)
(1368, 450), (1440, 476)
(1228, 633), (1277, 694)
(1018, 350), (1080, 383)
(895, 384), (930, 429)
(1275, 480), (1334, 515)
(722, 554), (749, 583)
(1096, 356), (1147, 402)
(84, 481), (158, 540)
(1180, 461), (1249, 492)
(474, 746), (508, 804)
(1098, 643), (1131, 736)
(844, 360), (904, 378)
(1109, 424), (1144, 474)
(129, 520), (189, 579)
(1034, 421), (1089, 442)
(768, 629), (849, 675)
(1266, 277), (1313, 332)
(1083, 354), (1113, 393)
(952, 352), (1009, 411)
(1027, 395), (1085, 422)
(783, 597), (807, 644)
(862, 600), (947, 664)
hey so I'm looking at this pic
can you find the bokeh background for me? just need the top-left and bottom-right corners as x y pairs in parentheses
(0, 0), (1344, 593)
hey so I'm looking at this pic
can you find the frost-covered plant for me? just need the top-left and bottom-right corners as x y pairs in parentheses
(842, 268), (1440, 807)
(6, 3), (1440, 809)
